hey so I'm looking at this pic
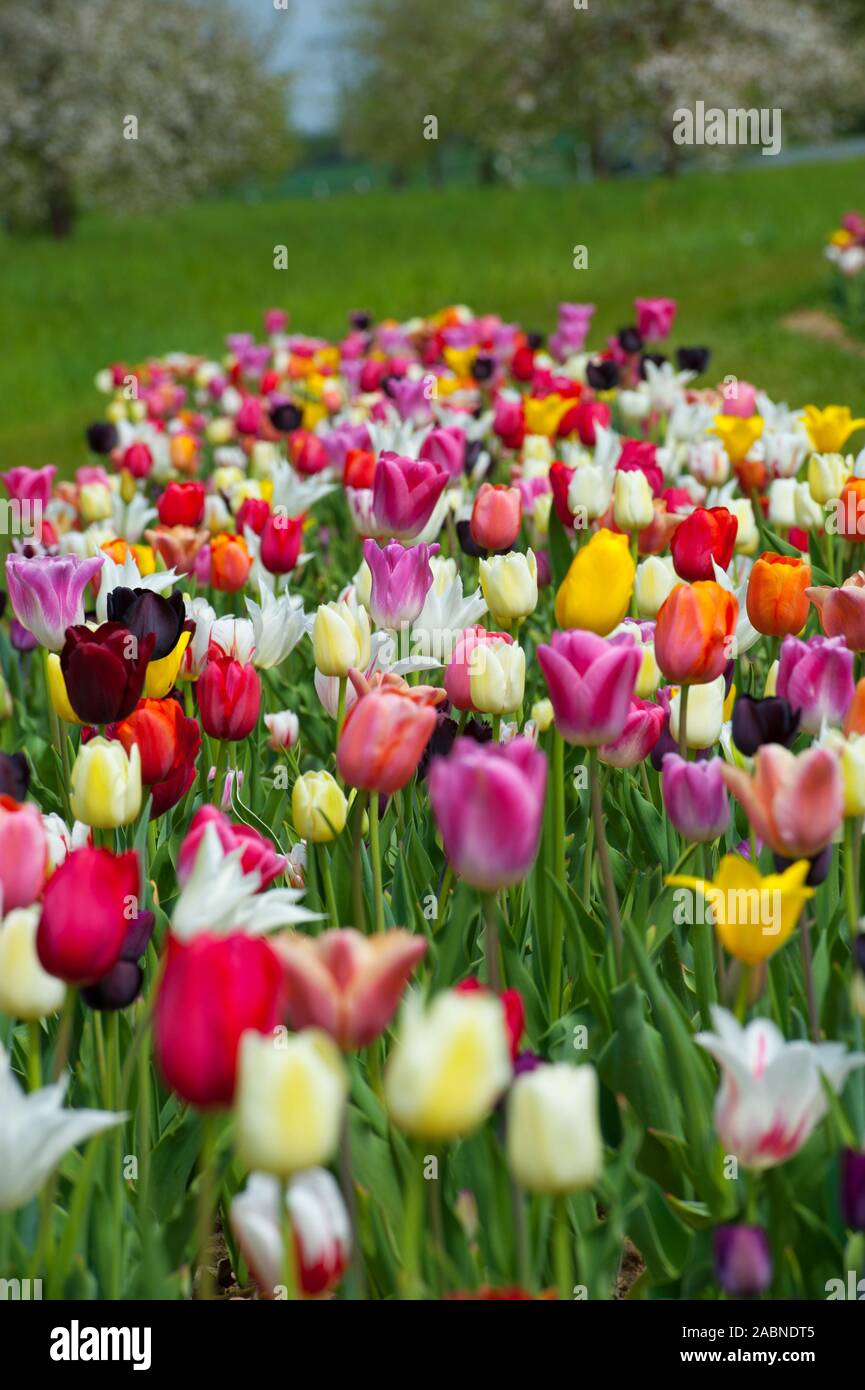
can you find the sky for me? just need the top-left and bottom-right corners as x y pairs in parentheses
(230, 0), (348, 133)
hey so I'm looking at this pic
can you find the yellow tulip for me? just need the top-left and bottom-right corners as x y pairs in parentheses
(312, 600), (371, 678)
(479, 550), (538, 624)
(0, 907), (65, 1020)
(145, 630), (191, 699)
(524, 393), (574, 438)
(803, 405), (865, 455)
(70, 738), (142, 829)
(292, 770), (347, 843)
(469, 637), (525, 715)
(666, 855), (813, 964)
(235, 1030), (348, 1177)
(46, 653), (82, 725)
(808, 452), (851, 506)
(710, 415), (764, 466)
(555, 528), (635, 635)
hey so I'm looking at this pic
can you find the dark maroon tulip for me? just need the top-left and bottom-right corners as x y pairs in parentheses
(841, 1148), (865, 1231)
(773, 843), (834, 886)
(80, 910), (155, 1011)
(106, 587), (186, 660)
(0, 751), (29, 801)
(713, 1225), (772, 1296)
(60, 622), (154, 724)
(732, 694), (800, 757)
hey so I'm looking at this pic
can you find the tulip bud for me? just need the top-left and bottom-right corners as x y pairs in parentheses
(613, 468), (654, 530)
(661, 754), (730, 842)
(531, 698), (554, 732)
(567, 463), (613, 522)
(231, 1169), (350, 1299)
(265, 709), (299, 750)
(470, 483), (522, 551)
(808, 452), (849, 506)
(670, 675), (726, 749)
(506, 1063), (602, 1194)
(292, 770), (347, 843)
(713, 1225), (772, 1297)
(840, 1147), (865, 1230)
(385, 990), (512, 1141)
(70, 738), (142, 829)
(0, 797), (48, 911)
(555, 529), (635, 635)
(0, 907), (66, 1019)
(235, 1030), (348, 1177)
(38, 847), (140, 985)
(479, 550), (538, 625)
(468, 637), (525, 715)
(312, 600), (371, 678)
(728, 497), (759, 555)
(634, 555), (678, 619)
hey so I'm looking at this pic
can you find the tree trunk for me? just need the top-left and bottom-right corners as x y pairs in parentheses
(46, 173), (76, 238)
(478, 150), (498, 185)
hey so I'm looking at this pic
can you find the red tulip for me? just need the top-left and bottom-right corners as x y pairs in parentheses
(337, 681), (437, 795)
(236, 496), (271, 536)
(122, 442), (153, 479)
(109, 696), (201, 818)
(154, 931), (285, 1107)
(198, 644), (261, 741)
(549, 461), (575, 528)
(670, 506), (738, 582)
(455, 977), (524, 1060)
(156, 481), (205, 528)
(289, 431), (330, 476)
(37, 847), (140, 984)
(60, 622), (155, 724)
(260, 513), (303, 574)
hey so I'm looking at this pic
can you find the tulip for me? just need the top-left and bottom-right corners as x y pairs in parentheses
(654, 580), (738, 685)
(713, 1226), (772, 1297)
(60, 622), (153, 725)
(444, 627), (514, 712)
(554, 528), (635, 635)
(668, 856), (813, 964)
(634, 296), (677, 340)
(1, 463), (56, 508)
(109, 696), (201, 817)
(419, 425), (465, 478)
(231, 1169), (350, 1299)
(506, 1063), (602, 1195)
(0, 752), (29, 803)
(468, 636), (525, 715)
(598, 698), (665, 768)
(721, 744), (843, 859)
(634, 554), (678, 618)
(384, 989), (512, 1140)
(0, 907), (66, 1020)
(731, 694), (800, 756)
(0, 796), (48, 912)
(808, 572), (865, 652)
(198, 643), (261, 741)
(776, 633), (854, 734)
(292, 770), (347, 843)
(337, 684), (437, 794)
(613, 468), (654, 530)
(312, 599), (371, 678)
(670, 506), (737, 583)
(178, 805), (285, 890)
(274, 927), (426, 1047)
(803, 404), (865, 454)
(821, 730), (865, 817)
(661, 754), (730, 842)
(260, 513), (303, 575)
(79, 481), (113, 523)
(695, 1005), (865, 1168)
(567, 461), (613, 523)
(5, 553), (104, 652)
(710, 415), (764, 466)
(70, 737), (142, 829)
(840, 1148), (865, 1230)
(235, 1030), (348, 1176)
(154, 931), (285, 1107)
(78, 908), (154, 1012)
(37, 846), (139, 985)
(209, 532), (252, 592)
(470, 483), (522, 551)
(726, 497), (758, 555)
(106, 588), (187, 664)
(0, 1045), (124, 1211)
(428, 736), (546, 891)
(746, 551), (811, 638)
(371, 451), (449, 540)
(669, 674), (726, 749)
(156, 481), (205, 528)
(265, 709), (299, 750)
(537, 629), (641, 746)
(808, 451), (849, 506)
(479, 550), (538, 625)
(362, 538), (438, 629)
(146, 524), (209, 576)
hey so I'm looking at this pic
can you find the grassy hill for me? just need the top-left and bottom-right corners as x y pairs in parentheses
(2, 158), (864, 472)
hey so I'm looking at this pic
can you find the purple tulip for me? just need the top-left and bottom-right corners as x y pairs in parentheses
(713, 1225), (772, 1296)
(419, 426), (466, 479)
(1, 464), (57, 507)
(841, 1148), (865, 1231)
(549, 302), (595, 361)
(661, 754), (730, 843)
(428, 736), (547, 891)
(776, 634), (855, 735)
(362, 538), (439, 629)
(5, 552), (104, 652)
(387, 376), (433, 424)
(10, 618), (38, 652)
(371, 452), (449, 541)
(536, 630), (641, 747)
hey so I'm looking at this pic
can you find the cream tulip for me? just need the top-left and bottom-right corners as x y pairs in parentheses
(506, 1063), (602, 1195)
(669, 674), (726, 750)
(468, 637), (525, 715)
(634, 555), (679, 618)
(312, 599), (372, 678)
(235, 1030), (348, 1177)
(479, 550), (538, 625)
(69, 738), (142, 830)
(613, 469), (654, 530)
(0, 907), (65, 1020)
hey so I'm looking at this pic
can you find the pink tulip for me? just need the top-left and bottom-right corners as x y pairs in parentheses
(808, 573), (865, 653)
(419, 426), (466, 479)
(0, 796), (48, 912)
(0, 465), (56, 507)
(274, 928), (426, 1048)
(536, 629), (641, 747)
(428, 736), (547, 891)
(362, 538), (439, 629)
(661, 754), (730, 843)
(444, 627), (514, 712)
(371, 452), (449, 540)
(470, 483), (522, 551)
(5, 553), (105, 652)
(634, 297), (677, 341)
(721, 381), (759, 418)
(178, 806), (285, 891)
(776, 634), (855, 735)
(721, 744), (843, 859)
(598, 698), (665, 768)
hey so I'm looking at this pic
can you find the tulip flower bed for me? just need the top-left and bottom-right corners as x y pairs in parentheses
(3, 297), (865, 1304)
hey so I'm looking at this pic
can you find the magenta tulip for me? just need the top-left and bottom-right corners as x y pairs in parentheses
(661, 754), (731, 843)
(536, 629), (641, 747)
(5, 552), (105, 652)
(419, 426), (465, 479)
(776, 634), (855, 735)
(1, 465), (57, 507)
(428, 736), (547, 891)
(362, 538), (439, 629)
(634, 297), (677, 341)
(599, 698), (665, 768)
(371, 452), (449, 540)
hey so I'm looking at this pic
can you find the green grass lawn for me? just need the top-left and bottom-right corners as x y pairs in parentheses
(2, 158), (863, 472)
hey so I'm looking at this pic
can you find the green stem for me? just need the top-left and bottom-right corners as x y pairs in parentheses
(692, 844), (717, 1030)
(844, 816), (861, 941)
(369, 790), (385, 932)
(336, 675), (348, 745)
(196, 1113), (220, 1299)
(552, 1195), (574, 1301)
(211, 739), (229, 805)
(279, 1178), (299, 1300)
(317, 843), (340, 927)
(351, 791), (368, 932)
(482, 892), (502, 992)
(678, 683), (690, 758)
(434, 864), (454, 933)
(27, 1019), (42, 1091)
(548, 731), (567, 1016)
(590, 748), (623, 979)
(402, 1141), (425, 1300)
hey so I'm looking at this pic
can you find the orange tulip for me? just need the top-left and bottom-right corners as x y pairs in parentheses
(844, 677), (865, 736)
(654, 580), (738, 685)
(836, 477), (865, 542)
(210, 532), (252, 593)
(337, 678), (437, 795)
(746, 552), (811, 637)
